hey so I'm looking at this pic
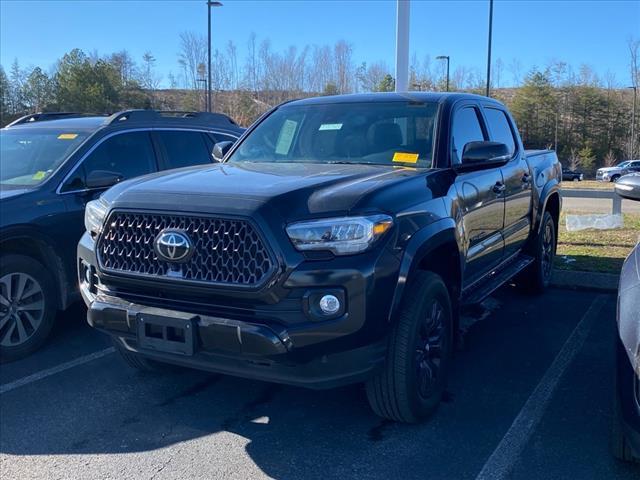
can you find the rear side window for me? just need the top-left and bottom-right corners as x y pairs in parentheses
(61, 131), (157, 192)
(484, 108), (516, 156)
(451, 107), (486, 164)
(157, 131), (212, 169)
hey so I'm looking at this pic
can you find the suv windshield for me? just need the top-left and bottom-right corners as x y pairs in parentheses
(227, 101), (439, 168)
(0, 128), (91, 187)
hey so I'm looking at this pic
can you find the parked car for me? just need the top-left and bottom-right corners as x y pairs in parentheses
(612, 187), (640, 462)
(614, 173), (640, 201)
(78, 92), (561, 422)
(596, 160), (640, 182)
(562, 167), (583, 182)
(0, 110), (244, 360)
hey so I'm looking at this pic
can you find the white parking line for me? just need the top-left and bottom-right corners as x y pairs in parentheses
(0, 347), (115, 395)
(474, 294), (608, 480)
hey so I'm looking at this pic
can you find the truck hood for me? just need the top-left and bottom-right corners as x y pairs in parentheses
(598, 166), (621, 172)
(103, 162), (429, 219)
(0, 187), (31, 200)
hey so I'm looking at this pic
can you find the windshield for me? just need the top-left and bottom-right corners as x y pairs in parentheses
(227, 101), (439, 168)
(0, 128), (91, 187)
(617, 161), (631, 168)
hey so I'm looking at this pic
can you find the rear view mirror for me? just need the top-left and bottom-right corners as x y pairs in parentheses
(455, 141), (511, 172)
(212, 141), (234, 162)
(85, 170), (123, 189)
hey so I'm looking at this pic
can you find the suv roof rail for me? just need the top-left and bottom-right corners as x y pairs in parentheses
(5, 112), (103, 127)
(106, 110), (238, 127)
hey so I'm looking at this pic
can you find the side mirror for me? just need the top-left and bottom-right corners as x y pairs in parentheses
(212, 141), (234, 162)
(455, 141), (511, 172)
(85, 170), (123, 189)
(614, 175), (640, 201)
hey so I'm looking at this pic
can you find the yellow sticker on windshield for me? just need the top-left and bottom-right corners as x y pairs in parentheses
(32, 171), (47, 180)
(392, 152), (419, 164)
(58, 133), (78, 140)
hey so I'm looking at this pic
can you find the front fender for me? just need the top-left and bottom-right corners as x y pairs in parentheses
(387, 218), (461, 322)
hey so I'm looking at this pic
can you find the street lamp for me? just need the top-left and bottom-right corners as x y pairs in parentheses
(486, 0), (494, 97)
(629, 86), (637, 159)
(436, 55), (450, 92)
(207, 1), (223, 113)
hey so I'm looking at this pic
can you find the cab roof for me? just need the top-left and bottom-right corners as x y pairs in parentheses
(285, 92), (505, 108)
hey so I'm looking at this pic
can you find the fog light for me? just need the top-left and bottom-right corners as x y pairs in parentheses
(319, 295), (341, 315)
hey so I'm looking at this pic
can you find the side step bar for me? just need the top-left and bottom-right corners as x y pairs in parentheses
(461, 254), (534, 307)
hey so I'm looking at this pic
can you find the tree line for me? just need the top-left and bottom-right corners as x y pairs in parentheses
(1, 33), (638, 171)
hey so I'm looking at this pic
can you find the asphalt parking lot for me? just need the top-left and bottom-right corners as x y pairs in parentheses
(1, 286), (638, 480)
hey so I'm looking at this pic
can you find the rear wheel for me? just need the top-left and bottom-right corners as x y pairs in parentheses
(366, 271), (453, 423)
(519, 211), (556, 293)
(0, 255), (57, 362)
(572, 177), (580, 182)
(611, 175), (621, 183)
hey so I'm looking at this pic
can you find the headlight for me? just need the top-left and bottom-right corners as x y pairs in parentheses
(84, 199), (109, 236)
(286, 215), (393, 255)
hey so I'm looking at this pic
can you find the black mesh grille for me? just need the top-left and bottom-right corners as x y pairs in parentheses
(97, 211), (274, 287)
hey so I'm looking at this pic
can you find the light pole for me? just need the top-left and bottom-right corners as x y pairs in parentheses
(207, 1), (223, 113)
(629, 86), (637, 159)
(485, 0), (494, 97)
(395, 0), (410, 92)
(436, 55), (450, 92)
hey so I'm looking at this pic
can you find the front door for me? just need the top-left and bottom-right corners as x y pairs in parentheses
(451, 104), (505, 287)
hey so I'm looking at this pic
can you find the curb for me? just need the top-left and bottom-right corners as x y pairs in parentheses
(551, 269), (619, 293)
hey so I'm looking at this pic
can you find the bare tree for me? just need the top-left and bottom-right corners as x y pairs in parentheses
(178, 31), (207, 91)
(509, 58), (523, 86)
(333, 40), (353, 94)
(604, 150), (617, 167)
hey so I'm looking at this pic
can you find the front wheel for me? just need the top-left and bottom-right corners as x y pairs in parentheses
(0, 255), (57, 362)
(611, 175), (621, 183)
(366, 271), (453, 423)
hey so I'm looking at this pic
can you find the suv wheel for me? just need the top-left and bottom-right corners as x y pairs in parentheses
(611, 175), (621, 183)
(520, 211), (556, 293)
(366, 271), (453, 423)
(0, 255), (57, 361)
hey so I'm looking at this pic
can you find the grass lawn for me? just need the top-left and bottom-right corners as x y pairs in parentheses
(555, 212), (640, 274)
(560, 179), (613, 190)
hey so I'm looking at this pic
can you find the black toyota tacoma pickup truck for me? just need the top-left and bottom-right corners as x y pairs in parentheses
(79, 93), (561, 422)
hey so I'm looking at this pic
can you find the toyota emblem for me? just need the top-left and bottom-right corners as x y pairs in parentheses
(154, 230), (193, 262)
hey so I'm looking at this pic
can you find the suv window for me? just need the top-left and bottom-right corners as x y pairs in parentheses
(156, 131), (213, 169)
(451, 107), (486, 164)
(484, 108), (516, 156)
(61, 131), (157, 192)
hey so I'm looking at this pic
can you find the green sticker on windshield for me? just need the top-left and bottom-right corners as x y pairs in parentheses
(275, 119), (298, 155)
(32, 171), (47, 180)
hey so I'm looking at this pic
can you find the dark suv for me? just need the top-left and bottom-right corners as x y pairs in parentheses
(0, 110), (244, 360)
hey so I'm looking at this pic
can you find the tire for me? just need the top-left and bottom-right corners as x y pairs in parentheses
(0, 255), (57, 362)
(611, 175), (621, 183)
(572, 177), (580, 182)
(520, 211), (556, 293)
(365, 271), (453, 423)
(112, 337), (175, 372)
(611, 338), (640, 463)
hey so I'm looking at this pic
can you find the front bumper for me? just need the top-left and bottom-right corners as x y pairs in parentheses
(78, 230), (398, 389)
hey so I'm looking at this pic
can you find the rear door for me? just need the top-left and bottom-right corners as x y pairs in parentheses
(482, 106), (532, 259)
(451, 103), (505, 286)
(153, 130), (216, 170)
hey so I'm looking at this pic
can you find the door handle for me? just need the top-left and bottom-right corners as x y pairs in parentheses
(493, 182), (506, 194)
(522, 173), (531, 184)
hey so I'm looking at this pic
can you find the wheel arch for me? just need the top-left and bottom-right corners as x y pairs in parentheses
(0, 227), (67, 310)
(389, 219), (463, 326)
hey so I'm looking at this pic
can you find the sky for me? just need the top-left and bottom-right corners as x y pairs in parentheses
(1, 0), (639, 88)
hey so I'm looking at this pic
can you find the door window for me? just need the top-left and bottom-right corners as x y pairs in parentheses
(156, 130), (213, 169)
(61, 131), (157, 192)
(484, 108), (516, 156)
(451, 107), (486, 164)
